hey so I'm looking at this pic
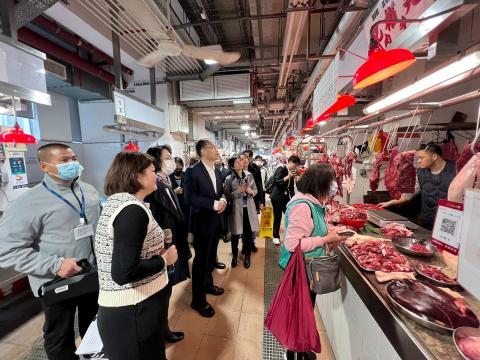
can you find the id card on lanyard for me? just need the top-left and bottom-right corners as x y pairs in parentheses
(42, 181), (94, 241)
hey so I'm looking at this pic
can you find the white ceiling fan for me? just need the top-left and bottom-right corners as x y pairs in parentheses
(118, 0), (241, 67)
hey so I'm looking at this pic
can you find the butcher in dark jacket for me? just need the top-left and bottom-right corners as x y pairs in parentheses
(145, 145), (190, 344)
(270, 155), (301, 245)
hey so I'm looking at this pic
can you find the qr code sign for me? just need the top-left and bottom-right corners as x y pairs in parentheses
(440, 218), (457, 236)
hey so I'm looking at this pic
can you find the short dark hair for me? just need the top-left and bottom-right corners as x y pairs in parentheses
(288, 155), (301, 165)
(37, 143), (71, 162)
(418, 142), (443, 157)
(104, 152), (155, 196)
(227, 155), (239, 169)
(242, 149), (253, 158)
(174, 157), (184, 167)
(196, 139), (213, 158)
(146, 145), (172, 172)
(297, 163), (336, 200)
(254, 155), (263, 161)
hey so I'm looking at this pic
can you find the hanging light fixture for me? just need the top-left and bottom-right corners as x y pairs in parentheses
(352, 6), (461, 90)
(353, 48), (416, 90)
(0, 97), (37, 145)
(124, 140), (140, 152)
(0, 123), (37, 144)
(314, 95), (356, 123)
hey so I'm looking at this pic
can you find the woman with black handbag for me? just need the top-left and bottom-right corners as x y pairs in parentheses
(278, 163), (350, 360)
(224, 155), (259, 268)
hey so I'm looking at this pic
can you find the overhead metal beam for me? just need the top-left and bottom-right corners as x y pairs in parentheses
(227, 53), (335, 67)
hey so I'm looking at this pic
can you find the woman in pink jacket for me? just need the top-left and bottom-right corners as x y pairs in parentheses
(279, 163), (349, 360)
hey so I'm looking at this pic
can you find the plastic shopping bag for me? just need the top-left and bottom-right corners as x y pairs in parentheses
(264, 243), (321, 353)
(259, 207), (274, 239)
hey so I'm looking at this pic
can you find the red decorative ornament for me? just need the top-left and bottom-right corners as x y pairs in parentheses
(0, 123), (37, 144)
(124, 141), (140, 152)
(353, 48), (416, 90)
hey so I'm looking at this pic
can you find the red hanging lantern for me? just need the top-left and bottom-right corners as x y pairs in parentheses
(353, 48), (416, 90)
(0, 123), (37, 144)
(124, 141), (140, 152)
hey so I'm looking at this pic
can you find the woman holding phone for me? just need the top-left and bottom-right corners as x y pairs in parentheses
(224, 155), (259, 268)
(279, 163), (350, 360)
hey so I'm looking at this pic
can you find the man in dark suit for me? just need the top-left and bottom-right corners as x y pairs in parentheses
(184, 139), (226, 318)
(242, 150), (264, 212)
(270, 155), (301, 245)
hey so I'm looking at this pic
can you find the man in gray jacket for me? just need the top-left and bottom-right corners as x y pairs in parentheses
(0, 143), (100, 360)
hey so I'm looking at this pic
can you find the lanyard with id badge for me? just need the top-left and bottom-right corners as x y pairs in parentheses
(42, 181), (95, 241)
(39, 181), (99, 304)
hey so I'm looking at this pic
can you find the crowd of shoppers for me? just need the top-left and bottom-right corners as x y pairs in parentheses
(0, 138), (333, 360)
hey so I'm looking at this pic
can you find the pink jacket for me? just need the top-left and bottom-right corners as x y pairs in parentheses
(284, 192), (326, 253)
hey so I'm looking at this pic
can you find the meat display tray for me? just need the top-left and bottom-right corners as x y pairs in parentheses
(386, 282), (456, 334)
(341, 244), (376, 272)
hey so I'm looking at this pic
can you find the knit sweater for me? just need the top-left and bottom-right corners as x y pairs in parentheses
(95, 193), (168, 307)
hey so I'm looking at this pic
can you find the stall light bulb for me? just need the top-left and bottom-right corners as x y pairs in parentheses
(364, 51), (480, 115)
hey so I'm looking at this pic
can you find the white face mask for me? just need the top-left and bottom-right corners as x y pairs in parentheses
(162, 159), (176, 176)
(255, 161), (262, 167)
(329, 181), (338, 197)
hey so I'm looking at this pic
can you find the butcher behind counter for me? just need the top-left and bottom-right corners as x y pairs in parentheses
(379, 143), (456, 230)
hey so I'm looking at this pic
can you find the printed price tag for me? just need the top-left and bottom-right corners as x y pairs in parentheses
(431, 199), (463, 255)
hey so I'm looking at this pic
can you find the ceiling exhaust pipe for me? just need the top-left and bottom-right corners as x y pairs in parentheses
(274, 1), (369, 144)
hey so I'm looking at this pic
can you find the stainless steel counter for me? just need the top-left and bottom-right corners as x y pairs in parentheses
(333, 227), (480, 360)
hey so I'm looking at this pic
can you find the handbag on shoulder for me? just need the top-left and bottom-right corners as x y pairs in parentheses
(305, 250), (342, 294)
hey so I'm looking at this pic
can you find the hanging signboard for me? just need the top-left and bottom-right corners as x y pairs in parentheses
(431, 199), (463, 255)
(363, 0), (435, 50)
(458, 189), (480, 299)
(312, 54), (338, 121)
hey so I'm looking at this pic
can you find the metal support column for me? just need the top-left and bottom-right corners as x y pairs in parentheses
(149, 68), (156, 105)
(112, 31), (122, 89)
(1, 0), (17, 40)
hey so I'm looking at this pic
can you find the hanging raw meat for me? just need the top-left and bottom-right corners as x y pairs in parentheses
(383, 149), (416, 200)
(369, 153), (385, 191)
(344, 152), (357, 194)
(330, 153), (344, 197)
(394, 151), (416, 195)
(440, 132), (459, 161)
(448, 153), (480, 203)
(317, 153), (330, 164)
(457, 142), (480, 172)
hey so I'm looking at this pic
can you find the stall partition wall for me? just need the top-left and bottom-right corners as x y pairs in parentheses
(316, 278), (401, 360)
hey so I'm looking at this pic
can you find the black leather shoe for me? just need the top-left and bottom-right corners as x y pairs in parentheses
(165, 330), (184, 343)
(191, 303), (215, 318)
(231, 256), (238, 268)
(251, 244), (258, 253)
(244, 256), (251, 269)
(215, 262), (226, 269)
(206, 285), (224, 296)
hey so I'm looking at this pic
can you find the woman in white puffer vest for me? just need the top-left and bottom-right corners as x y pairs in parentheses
(95, 152), (178, 360)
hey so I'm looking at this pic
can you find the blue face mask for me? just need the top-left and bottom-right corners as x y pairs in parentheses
(49, 161), (84, 181)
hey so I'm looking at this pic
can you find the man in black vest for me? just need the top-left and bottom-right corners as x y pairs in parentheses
(184, 139), (226, 317)
(379, 143), (456, 230)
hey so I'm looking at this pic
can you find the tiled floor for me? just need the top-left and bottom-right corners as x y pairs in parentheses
(0, 237), (335, 360)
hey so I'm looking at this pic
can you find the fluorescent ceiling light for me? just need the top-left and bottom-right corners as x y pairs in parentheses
(244, 131), (249, 136)
(241, 123), (250, 130)
(251, 131), (257, 137)
(364, 51), (480, 115)
(200, 8), (207, 20)
(244, 115), (249, 118)
(205, 59), (218, 65)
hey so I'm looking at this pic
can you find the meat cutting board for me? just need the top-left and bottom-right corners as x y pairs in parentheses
(366, 209), (419, 229)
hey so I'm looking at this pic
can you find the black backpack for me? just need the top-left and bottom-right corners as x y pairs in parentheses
(265, 175), (275, 194)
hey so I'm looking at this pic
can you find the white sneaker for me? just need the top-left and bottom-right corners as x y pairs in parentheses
(272, 238), (280, 245)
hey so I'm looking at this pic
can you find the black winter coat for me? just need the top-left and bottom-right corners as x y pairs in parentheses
(146, 178), (191, 286)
